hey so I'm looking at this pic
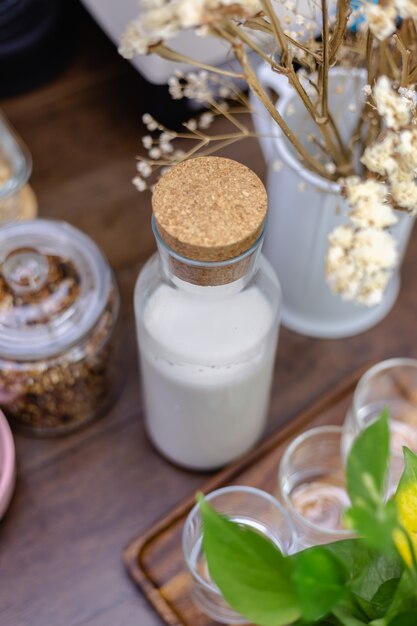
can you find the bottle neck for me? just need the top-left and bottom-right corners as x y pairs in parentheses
(153, 218), (264, 292)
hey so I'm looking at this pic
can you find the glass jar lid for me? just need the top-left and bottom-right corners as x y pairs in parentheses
(0, 219), (112, 360)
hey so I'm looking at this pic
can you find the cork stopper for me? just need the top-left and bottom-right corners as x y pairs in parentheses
(152, 157), (267, 285)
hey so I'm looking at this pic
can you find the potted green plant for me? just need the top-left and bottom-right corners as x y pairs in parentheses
(198, 411), (417, 625)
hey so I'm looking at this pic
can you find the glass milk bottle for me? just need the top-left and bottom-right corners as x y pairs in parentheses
(134, 156), (281, 470)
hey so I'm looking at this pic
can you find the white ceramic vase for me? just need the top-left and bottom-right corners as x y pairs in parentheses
(251, 66), (414, 339)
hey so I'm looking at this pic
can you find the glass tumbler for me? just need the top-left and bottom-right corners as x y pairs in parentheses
(0, 112), (37, 223)
(183, 485), (297, 624)
(278, 426), (353, 548)
(343, 358), (417, 494)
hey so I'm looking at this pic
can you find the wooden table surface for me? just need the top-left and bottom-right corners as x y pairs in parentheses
(1, 7), (417, 626)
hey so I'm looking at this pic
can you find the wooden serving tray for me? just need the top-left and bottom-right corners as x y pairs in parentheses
(123, 365), (369, 626)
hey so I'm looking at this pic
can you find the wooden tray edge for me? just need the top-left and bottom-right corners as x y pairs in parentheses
(123, 362), (374, 624)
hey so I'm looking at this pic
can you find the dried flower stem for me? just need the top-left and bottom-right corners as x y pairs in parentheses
(329, 0), (350, 64)
(235, 44), (331, 178)
(394, 34), (412, 86)
(262, 0), (352, 172)
(225, 23), (284, 72)
(365, 30), (381, 148)
(319, 0), (330, 122)
(260, 0), (288, 60)
(151, 44), (244, 78)
(209, 98), (249, 134)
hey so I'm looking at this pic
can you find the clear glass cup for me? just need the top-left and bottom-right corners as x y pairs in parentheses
(343, 358), (417, 494)
(0, 112), (37, 223)
(278, 426), (353, 548)
(183, 485), (297, 624)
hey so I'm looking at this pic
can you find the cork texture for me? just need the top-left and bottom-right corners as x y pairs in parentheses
(152, 156), (267, 263)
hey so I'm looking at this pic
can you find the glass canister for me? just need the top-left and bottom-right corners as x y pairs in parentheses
(0, 219), (121, 435)
(134, 156), (281, 470)
(0, 112), (37, 224)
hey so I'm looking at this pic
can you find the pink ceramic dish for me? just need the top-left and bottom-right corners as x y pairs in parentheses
(0, 410), (16, 520)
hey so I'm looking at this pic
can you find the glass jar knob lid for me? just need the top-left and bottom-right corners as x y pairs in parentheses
(0, 219), (112, 360)
(3, 249), (49, 294)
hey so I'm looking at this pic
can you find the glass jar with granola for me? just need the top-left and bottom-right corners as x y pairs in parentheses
(0, 219), (121, 436)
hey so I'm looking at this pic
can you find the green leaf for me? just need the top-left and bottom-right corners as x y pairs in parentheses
(292, 546), (348, 621)
(331, 607), (369, 626)
(350, 549), (402, 604)
(199, 495), (301, 626)
(346, 409), (390, 509)
(326, 538), (403, 621)
(388, 611), (417, 626)
(384, 569), (417, 622)
(371, 579), (401, 615)
(345, 498), (398, 553)
(344, 413), (398, 554)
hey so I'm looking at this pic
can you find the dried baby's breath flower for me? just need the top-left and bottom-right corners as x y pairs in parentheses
(361, 133), (398, 176)
(396, 0), (417, 18)
(142, 135), (153, 150)
(325, 162), (336, 174)
(273, 160), (283, 171)
(397, 128), (417, 167)
(365, 3), (397, 40)
(137, 159), (152, 177)
(119, 0), (263, 57)
(358, 270), (392, 306)
(168, 76), (183, 99)
(344, 176), (387, 207)
(219, 86), (232, 98)
(350, 200), (398, 229)
(326, 224), (398, 305)
(352, 227), (397, 271)
(184, 119), (198, 131)
(399, 87), (417, 101)
(132, 175), (147, 191)
(391, 179), (417, 212)
(374, 76), (413, 130)
(199, 112), (215, 129)
(160, 140), (174, 154)
(142, 113), (159, 131)
(343, 177), (397, 228)
(149, 147), (162, 159)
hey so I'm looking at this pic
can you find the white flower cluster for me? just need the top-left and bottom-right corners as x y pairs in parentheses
(119, 0), (262, 57)
(326, 178), (398, 306)
(326, 77), (416, 306)
(362, 77), (417, 212)
(132, 106), (217, 191)
(168, 70), (235, 103)
(365, 0), (417, 40)
(373, 76), (415, 131)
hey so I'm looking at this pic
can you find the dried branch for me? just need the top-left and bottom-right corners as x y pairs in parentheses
(234, 44), (332, 179)
(319, 0), (329, 121)
(394, 34), (412, 86)
(151, 44), (244, 78)
(329, 0), (350, 64)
